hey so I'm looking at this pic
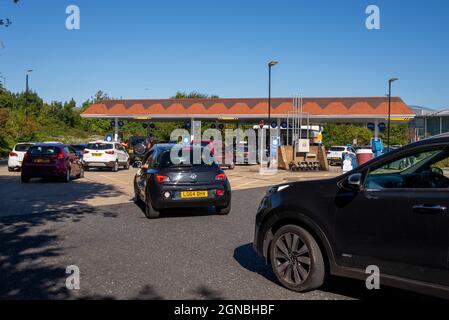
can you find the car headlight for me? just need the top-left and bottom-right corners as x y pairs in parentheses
(266, 184), (290, 196)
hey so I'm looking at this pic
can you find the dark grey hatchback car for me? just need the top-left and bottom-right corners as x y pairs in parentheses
(254, 134), (449, 298)
(134, 144), (231, 219)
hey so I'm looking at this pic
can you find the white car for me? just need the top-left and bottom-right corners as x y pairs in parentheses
(83, 141), (130, 172)
(8, 142), (35, 172)
(327, 145), (356, 166)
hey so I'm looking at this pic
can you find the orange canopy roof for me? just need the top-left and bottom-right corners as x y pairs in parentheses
(81, 97), (414, 121)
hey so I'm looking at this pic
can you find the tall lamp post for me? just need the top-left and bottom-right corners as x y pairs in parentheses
(26, 69), (33, 96)
(268, 60), (279, 162)
(268, 61), (278, 124)
(387, 77), (399, 151)
(25, 69), (33, 118)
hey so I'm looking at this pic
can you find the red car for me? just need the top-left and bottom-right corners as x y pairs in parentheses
(21, 143), (84, 183)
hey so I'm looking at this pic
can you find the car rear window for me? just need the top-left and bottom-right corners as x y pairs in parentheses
(29, 146), (61, 155)
(15, 144), (33, 152)
(158, 149), (217, 168)
(86, 143), (113, 150)
(72, 145), (86, 151)
(330, 147), (345, 152)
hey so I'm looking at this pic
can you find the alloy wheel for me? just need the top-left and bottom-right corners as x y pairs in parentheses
(273, 232), (311, 285)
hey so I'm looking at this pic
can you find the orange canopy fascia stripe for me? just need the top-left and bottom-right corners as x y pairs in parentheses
(81, 97), (414, 119)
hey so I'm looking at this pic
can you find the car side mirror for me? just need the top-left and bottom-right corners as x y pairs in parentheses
(431, 166), (444, 176)
(343, 173), (363, 191)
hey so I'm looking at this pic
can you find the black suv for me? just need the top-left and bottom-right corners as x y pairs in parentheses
(254, 134), (449, 298)
(126, 136), (151, 166)
(134, 144), (232, 219)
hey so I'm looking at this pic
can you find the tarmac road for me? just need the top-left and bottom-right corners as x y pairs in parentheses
(0, 184), (439, 300)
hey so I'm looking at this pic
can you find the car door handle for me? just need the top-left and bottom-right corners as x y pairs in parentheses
(413, 204), (447, 215)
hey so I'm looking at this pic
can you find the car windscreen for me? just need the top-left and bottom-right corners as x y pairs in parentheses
(330, 147), (345, 152)
(86, 143), (113, 150)
(158, 148), (217, 168)
(130, 137), (146, 145)
(29, 146), (61, 155)
(15, 144), (33, 152)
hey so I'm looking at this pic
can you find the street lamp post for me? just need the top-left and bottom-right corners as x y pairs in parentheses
(26, 69), (33, 95)
(268, 61), (278, 124)
(265, 61), (279, 167)
(387, 77), (399, 151)
(25, 69), (33, 117)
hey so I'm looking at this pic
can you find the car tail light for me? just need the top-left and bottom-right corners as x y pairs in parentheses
(83, 150), (89, 154)
(215, 173), (227, 181)
(9, 152), (18, 157)
(57, 152), (65, 160)
(105, 150), (115, 155)
(216, 189), (224, 196)
(23, 153), (30, 162)
(156, 174), (170, 183)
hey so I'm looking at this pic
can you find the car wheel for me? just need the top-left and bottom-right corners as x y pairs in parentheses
(63, 169), (71, 183)
(21, 175), (30, 183)
(216, 202), (231, 215)
(8, 167), (14, 172)
(144, 199), (160, 219)
(270, 225), (325, 292)
(76, 166), (84, 179)
(133, 183), (142, 206)
(124, 160), (130, 170)
(134, 190), (140, 204)
(112, 161), (119, 172)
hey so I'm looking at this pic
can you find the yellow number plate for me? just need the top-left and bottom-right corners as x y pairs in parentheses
(92, 153), (102, 157)
(181, 191), (208, 199)
(34, 159), (50, 163)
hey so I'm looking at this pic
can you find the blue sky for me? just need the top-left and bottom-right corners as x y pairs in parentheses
(0, 0), (448, 109)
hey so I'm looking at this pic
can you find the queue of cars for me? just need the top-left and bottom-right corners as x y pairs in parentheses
(8, 140), (132, 183)
(6, 136), (448, 298)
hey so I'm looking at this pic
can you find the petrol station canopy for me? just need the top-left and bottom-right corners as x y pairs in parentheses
(81, 97), (414, 123)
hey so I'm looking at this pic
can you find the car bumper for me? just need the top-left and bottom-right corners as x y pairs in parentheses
(84, 161), (115, 168)
(8, 158), (22, 168)
(253, 192), (276, 260)
(151, 183), (231, 209)
(22, 166), (66, 178)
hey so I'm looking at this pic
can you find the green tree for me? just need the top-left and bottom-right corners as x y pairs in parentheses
(322, 123), (408, 148)
(171, 91), (219, 99)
